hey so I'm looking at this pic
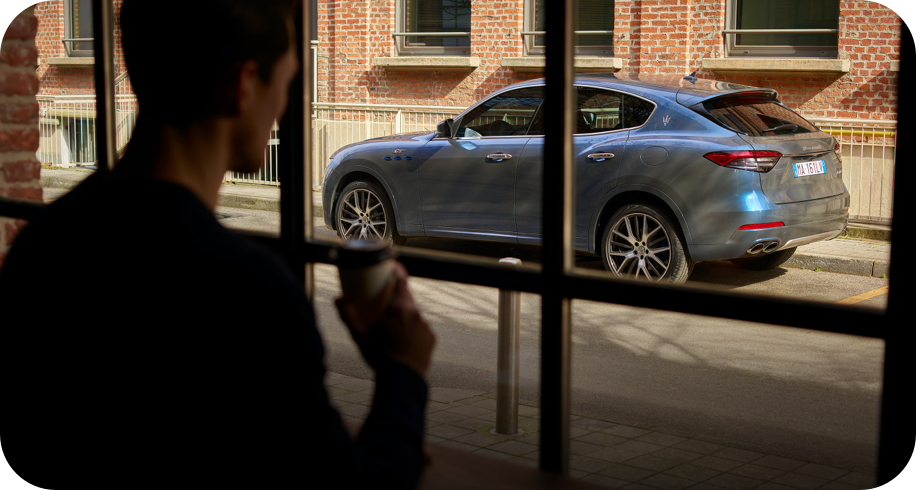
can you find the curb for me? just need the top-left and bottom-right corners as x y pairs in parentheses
(784, 252), (890, 278)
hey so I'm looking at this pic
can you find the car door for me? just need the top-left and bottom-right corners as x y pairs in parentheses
(417, 87), (544, 240)
(516, 86), (632, 248)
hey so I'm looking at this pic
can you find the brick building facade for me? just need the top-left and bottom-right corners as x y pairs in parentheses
(318, 0), (903, 121)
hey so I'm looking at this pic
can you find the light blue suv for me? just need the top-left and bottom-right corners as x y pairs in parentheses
(323, 73), (849, 283)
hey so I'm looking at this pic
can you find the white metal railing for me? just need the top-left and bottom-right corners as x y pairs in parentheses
(34, 95), (897, 223)
(809, 118), (895, 224)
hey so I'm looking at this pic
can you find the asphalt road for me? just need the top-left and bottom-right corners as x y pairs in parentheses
(212, 207), (889, 471)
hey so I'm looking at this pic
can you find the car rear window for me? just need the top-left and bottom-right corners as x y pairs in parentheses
(702, 96), (819, 137)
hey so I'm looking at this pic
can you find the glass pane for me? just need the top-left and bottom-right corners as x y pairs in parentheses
(533, 0), (615, 48)
(575, 87), (622, 134)
(571, 302), (881, 488)
(736, 0), (839, 47)
(70, 0), (94, 51)
(456, 87), (545, 137)
(703, 97), (819, 136)
(405, 0), (471, 47)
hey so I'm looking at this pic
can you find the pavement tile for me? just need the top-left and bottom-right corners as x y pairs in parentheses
(650, 448), (704, 464)
(506, 456), (539, 468)
(617, 482), (660, 490)
(448, 417), (493, 431)
(452, 431), (505, 448)
(672, 439), (725, 454)
(570, 456), (616, 474)
(792, 463), (849, 481)
(637, 473), (696, 490)
(333, 391), (372, 404)
(769, 472), (828, 490)
(728, 463), (785, 481)
(581, 473), (632, 488)
(426, 410), (468, 424)
(570, 440), (606, 456)
(614, 440), (667, 456)
(636, 432), (689, 447)
(488, 440), (539, 456)
(437, 439), (477, 452)
(472, 448), (514, 461)
(683, 484), (729, 490)
(425, 435), (446, 444)
(445, 404), (493, 418)
(513, 432), (540, 446)
(426, 424), (475, 440)
(663, 463), (721, 482)
(712, 447), (767, 464)
(569, 469), (590, 480)
(752, 483), (797, 490)
(603, 425), (653, 439)
(326, 386), (353, 397)
(572, 417), (618, 431)
(833, 472), (876, 488)
(336, 380), (374, 392)
(570, 426), (594, 438)
(589, 447), (644, 464)
(752, 455), (807, 472)
(599, 464), (655, 482)
(425, 401), (451, 413)
(816, 480), (864, 490)
(455, 395), (490, 405)
(625, 455), (682, 473)
(518, 416), (540, 429)
(576, 431), (629, 447)
(704, 473), (765, 490)
(337, 404), (370, 417)
(518, 405), (540, 417)
(467, 398), (498, 410)
(690, 456), (746, 472)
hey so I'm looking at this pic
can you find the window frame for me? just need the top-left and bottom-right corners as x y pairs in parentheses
(725, 0), (840, 58)
(523, 0), (615, 56)
(63, 0), (95, 58)
(394, 0), (472, 56)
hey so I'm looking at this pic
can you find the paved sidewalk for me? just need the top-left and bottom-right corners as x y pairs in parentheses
(40, 167), (892, 278)
(327, 371), (876, 490)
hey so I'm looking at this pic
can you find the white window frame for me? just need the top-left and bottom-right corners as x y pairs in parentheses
(725, 0), (839, 58)
(523, 0), (615, 57)
(63, 0), (95, 57)
(394, 0), (472, 56)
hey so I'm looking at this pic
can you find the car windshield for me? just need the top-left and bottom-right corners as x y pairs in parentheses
(703, 96), (819, 136)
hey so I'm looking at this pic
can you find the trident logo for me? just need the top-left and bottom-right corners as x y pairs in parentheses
(662, 115), (671, 126)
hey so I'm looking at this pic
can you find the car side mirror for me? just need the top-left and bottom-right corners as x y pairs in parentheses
(437, 119), (455, 138)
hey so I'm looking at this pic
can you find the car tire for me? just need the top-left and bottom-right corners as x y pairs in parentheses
(730, 247), (796, 271)
(335, 180), (406, 246)
(600, 203), (693, 283)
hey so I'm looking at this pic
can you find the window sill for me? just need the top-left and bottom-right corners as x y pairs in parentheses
(700, 58), (850, 77)
(373, 56), (480, 72)
(45, 57), (95, 66)
(503, 56), (623, 73)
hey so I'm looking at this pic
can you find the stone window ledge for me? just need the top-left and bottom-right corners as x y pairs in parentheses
(45, 57), (95, 66)
(700, 58), (850, 77)
(503, 56), (623, 73)
(373, 56), (480, 72)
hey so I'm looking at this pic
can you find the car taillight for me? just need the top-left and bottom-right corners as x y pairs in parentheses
(704, 151), (782, 173)
(737, 222), (784, 231)
(834, 142), (843, 164)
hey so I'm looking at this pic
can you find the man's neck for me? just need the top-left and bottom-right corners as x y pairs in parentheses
(126, 120), (233, 211)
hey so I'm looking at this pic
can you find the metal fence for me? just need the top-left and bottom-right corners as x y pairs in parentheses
(34, 97), (897, 224)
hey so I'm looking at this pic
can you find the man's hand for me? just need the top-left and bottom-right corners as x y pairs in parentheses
(336, 262), (435, 377)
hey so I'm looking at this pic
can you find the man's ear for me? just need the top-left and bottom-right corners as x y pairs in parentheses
(233, 60), (261, 115)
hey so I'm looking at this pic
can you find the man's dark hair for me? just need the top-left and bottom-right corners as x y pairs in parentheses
(120, 0), (298, 125)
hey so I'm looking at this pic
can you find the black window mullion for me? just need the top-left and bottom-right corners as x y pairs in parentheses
(91, 0), (116, 172)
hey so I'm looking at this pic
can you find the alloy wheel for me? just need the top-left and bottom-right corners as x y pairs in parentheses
(337, 188), (388, 240)
(605, 213), (672, 281)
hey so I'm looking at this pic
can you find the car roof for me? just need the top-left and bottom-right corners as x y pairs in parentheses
(507, 72), (777, 106)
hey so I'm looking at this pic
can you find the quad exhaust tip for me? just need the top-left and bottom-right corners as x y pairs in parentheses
(747, 241), (780, 255)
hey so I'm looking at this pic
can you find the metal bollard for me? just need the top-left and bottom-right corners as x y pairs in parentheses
(492, 257), (524, 436)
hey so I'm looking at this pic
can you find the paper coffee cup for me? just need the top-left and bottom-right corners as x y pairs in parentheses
(336, 239), (395, 304)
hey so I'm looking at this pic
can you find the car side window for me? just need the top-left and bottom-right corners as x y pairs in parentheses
(456, 87), (545, 137)
(574, 87), (624, 134)
(622, 95), (655, 129)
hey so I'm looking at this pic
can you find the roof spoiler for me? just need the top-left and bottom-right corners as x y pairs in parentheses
(676, 88), (779, 107)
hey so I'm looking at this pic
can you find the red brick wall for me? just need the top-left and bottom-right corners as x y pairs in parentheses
(0, 5), (41, 269)
(317, 0), (901, 121)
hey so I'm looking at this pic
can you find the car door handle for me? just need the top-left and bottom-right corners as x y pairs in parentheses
(588, 153), (615, 161)
(487, 153), (513, 161)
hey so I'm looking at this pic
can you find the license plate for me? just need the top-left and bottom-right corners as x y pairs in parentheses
(793, 160), (826, 177)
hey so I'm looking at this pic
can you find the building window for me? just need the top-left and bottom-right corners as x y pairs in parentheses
(398, 0), (471, 56)
(727, 0), (839, 58)
(525, 0), (615, 56)
(64, 0), (95, 57)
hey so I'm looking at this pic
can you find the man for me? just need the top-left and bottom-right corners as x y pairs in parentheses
(0, 1), (435, 488)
